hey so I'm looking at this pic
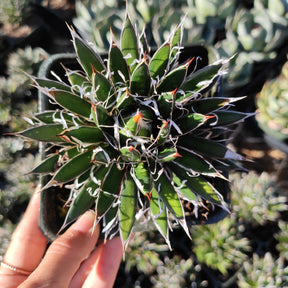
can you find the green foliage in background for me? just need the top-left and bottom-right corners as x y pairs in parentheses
(256, 60), (288, 143)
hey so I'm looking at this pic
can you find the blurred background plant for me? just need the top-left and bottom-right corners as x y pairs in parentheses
(0, 0), (32, 26)
(256, 60), (288, 151)
(0, 0), (288, 287)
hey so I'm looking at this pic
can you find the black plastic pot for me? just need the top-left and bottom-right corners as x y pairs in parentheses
(37, 47), (230, 242)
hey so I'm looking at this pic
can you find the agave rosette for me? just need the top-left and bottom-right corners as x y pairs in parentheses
(18, 13), (248, 248)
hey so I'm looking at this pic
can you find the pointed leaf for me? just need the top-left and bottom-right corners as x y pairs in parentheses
(130, 59), (151, 96)
(169, 162), (227, 209)
(119, 170), (137, 245)
(150, 187), (169, 242)
(92, 70), (115, 106)
(66, 70), (92, 92)
(173, 175), (197, 204)
(49, 90), (92, 119)
(173, 147), (221, 178)
(149, 42), (170, 80)
(206, 111), (253, 126)
(157, 61), (189, 93)
(52, 149), (94, 184)
(178, 136), (245, 161)
(121, 14), (139, 70)
(72, 31), (105, 79)
(35, 78), (72, 92)
(157, 92), (173, 119)
(170, 24), (183, 61)
(109, 43), (130, 85)
(18, 124), (65, 142)
(64, 165), (109, 225)
(155, 170), (183, 219)
(178, 113), (210, 134)
(180, 61), (224, 92)
(158, 147), (181, 163)
(91, 104), (112, 127)
(192, 97), (243, 114)
(34, 110), (83, 125)
(96, 164), (125, 217)
(30, 154), (59, 174)
(116, 89), (133, 110)
(132, 162), (153, 196)
(59, 126), (104, 144)
(32, 146), (80, 174)
(156, 121), (170, 144)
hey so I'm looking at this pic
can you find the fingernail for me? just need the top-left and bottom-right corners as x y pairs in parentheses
(72, 211), (96, 233)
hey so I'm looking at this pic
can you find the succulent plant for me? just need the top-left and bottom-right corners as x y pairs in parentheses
(192, 216), (250, 275)
(275, 221), (288, 262)
(0, 0), (31, 26)
(217, 0), (288, 94)
(230, 171), (288, 225)
(7, 46), (48, 86)
(151, 256), (194, 288)
(237, 253), (288, 288)
(256, 61), (288, 143)
(16, 12), (249, 248)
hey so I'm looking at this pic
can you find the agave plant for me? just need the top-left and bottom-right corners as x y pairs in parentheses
(16, 12), (249, 248)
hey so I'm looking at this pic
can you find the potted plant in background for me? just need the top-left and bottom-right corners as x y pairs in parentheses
(15, 10), (250, 248)
(256, 60), (288, 154)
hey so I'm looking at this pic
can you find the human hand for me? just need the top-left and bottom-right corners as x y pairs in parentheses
(0, 187), (123, 288)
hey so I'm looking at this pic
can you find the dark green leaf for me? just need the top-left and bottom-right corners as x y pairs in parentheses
(120, 170), (137, 245)
(130, 59), (151, 96)
(109, 43), (130, 85)
(149, 42), (170, 80)
(92, 70), (115, 106)
(64, 165), (109, 225)
(180, 61), (224, 92)
(170, 162), (227, 208)
(60, 126), (104, 144)
(121, 14), (139, 70)
(96, 164), (125, 217)
(35, 78), (72, 92)
(50, 90), (92, 119)
(132, 162), (153, 196)
(52, 149), (94, 184)
(18, 124), (65, 142)
(178, 113), (210, 134)
(72, 31), (106, 79)
(150, 187), (169, 243)
(178, 136), (245, 161)
(155, 170), (183, 219)
(206, 111), (253, 126)
(157, 60), (190, 93)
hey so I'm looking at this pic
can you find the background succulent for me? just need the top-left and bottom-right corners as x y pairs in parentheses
(256, 60), (288, 144)
(230, 171), (288, 225)
(16, 12), (249, 248)
(192, 216), (250, 275)
(275, 220), (288, 262)
(0, 46), (48, 128)
(0, 0), (32, 26)
(237, 253), (288, 288)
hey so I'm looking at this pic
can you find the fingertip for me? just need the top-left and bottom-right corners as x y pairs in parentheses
(71, 211), (98, 235)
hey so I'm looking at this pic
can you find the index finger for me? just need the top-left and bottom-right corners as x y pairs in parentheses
(2, 186), (48, 272)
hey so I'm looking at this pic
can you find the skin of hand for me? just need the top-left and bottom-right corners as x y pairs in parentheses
(0, 187), (123, 288)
